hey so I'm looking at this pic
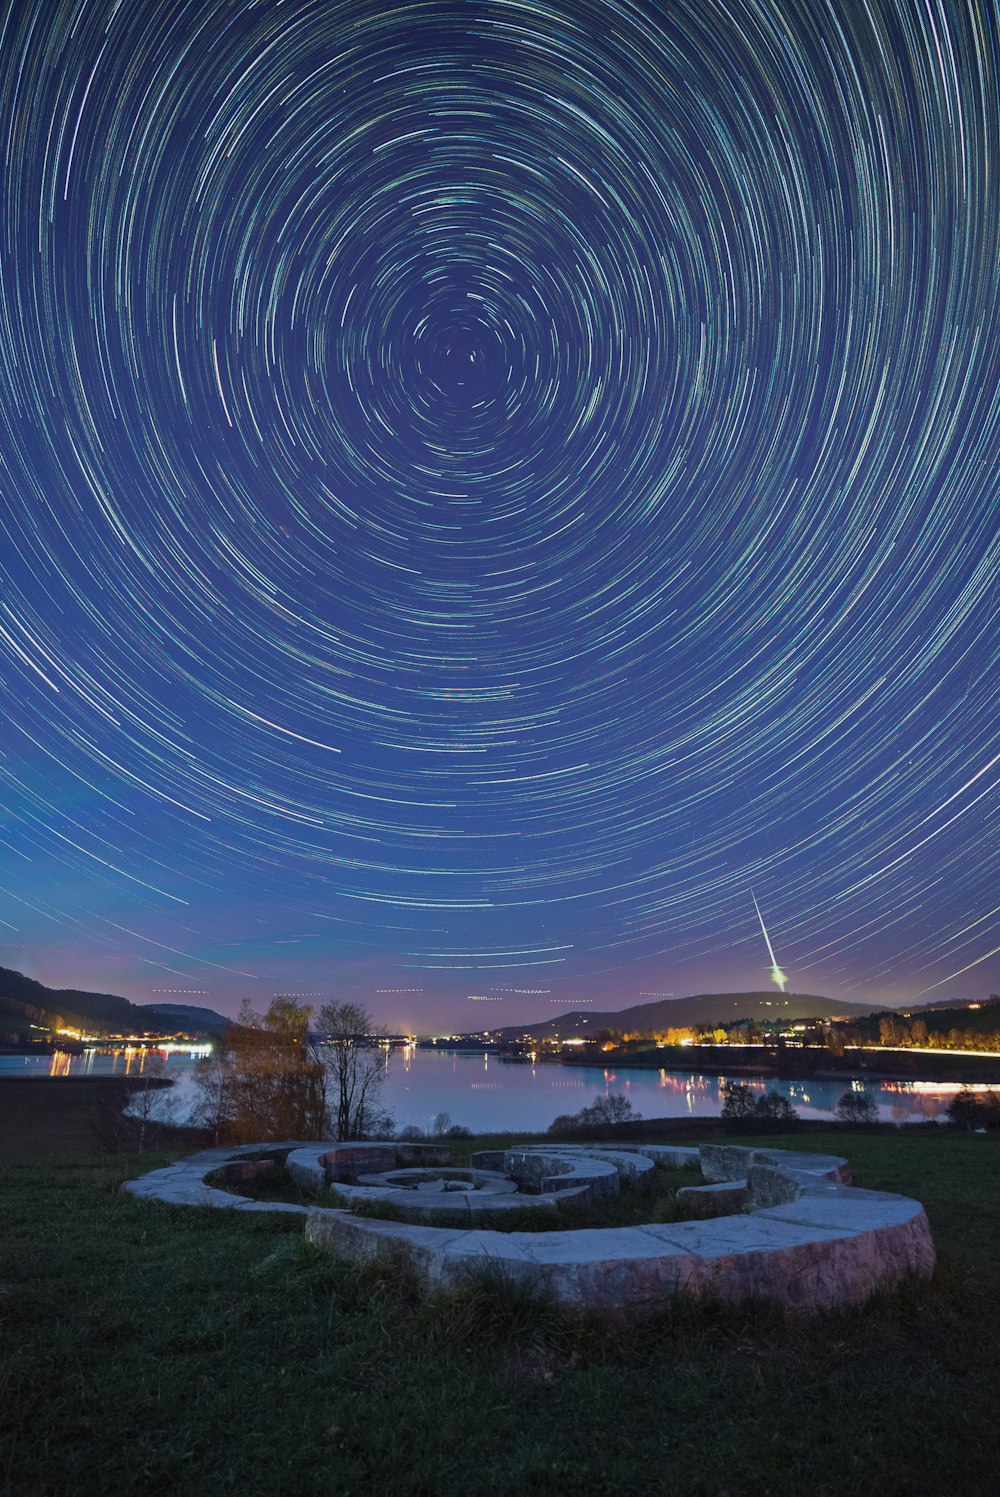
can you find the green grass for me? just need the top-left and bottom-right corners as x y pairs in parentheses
(2, 1129), (999, 1495)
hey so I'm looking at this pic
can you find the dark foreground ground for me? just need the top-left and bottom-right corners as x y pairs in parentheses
(0, 1076), (192, 1159)
(1, 1108), (999, 1496)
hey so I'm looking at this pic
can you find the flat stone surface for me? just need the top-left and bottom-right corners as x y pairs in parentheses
(758, 1186), (926, 1233)
(127, 1139), (936, 1316)
(231, 1199), (312, 1214)
(515, 1227), (690, 1265)
(636, 1215), (850, 1256)
(559, 1148), (655, 1188)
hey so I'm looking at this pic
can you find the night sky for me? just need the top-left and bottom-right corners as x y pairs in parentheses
(0, 0), (997, 1031)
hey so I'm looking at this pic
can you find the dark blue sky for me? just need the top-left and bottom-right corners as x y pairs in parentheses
(0, 0), (997, 1030)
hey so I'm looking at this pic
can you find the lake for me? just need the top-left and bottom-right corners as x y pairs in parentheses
(0, 1044), (984, 1129)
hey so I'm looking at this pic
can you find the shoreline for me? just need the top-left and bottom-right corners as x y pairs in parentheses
(551, 1043), (1000, 1085)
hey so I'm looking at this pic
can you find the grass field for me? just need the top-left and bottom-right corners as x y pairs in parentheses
(2, 1127), (999, 1496)
(0, 1077), (182, 1160)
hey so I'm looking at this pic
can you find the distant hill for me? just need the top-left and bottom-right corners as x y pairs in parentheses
(904, 995), (1000, 1014)
(498, 990), (883, 1041)
(148, 1003), (229, 1033)
(0, 966), (227, 1040)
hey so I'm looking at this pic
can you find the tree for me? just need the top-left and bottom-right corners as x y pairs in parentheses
(223, 998), (326, 1143)
(721, 1082), (798, 1130)
(878, 1015), (897, 1047)
(192, 1051), (236, 1145)
(129, 1051), (178, 1152)
(720, 1082), (758, 1122)
(577, 1092), (640, 1126)
(824, 1027), (846, 1058)
(547, 1093), (641, 1132)
(755, 1091), (798, 1123)
(947, 1087), (984, 1129)
(314, 1001), (393, 1141)
(834, 1089), (879, 1125)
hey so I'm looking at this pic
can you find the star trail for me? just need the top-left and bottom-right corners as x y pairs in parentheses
(0, 0), (997, 1026)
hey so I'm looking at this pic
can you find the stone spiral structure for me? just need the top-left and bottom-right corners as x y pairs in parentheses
(125, 1138), (935, 1315)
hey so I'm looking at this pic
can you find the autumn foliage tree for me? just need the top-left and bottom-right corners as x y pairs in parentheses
(194, 997), (326, 1144)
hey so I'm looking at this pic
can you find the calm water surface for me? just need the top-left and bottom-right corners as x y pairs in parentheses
(0, 1045), (984, 1128)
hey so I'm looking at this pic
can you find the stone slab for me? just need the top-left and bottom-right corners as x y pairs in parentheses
(700, 1144), (850, 1186)
(757, 1186), (927, 1234)
(626, 1144), (702, 1169)
(505, 1149), (620, 1200)
(126, 1139), (936, 1317)
(676, 1179), (749, 1218)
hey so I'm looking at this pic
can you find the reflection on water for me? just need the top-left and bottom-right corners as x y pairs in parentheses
(2, 1046), (993, 1133)
(2, 1045), (211, 1085)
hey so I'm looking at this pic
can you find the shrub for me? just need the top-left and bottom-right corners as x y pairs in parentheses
(720, 1082), (757, 1123)
(545, 1093), (640, 1133)
(947, 1088), (1000, 1130)
(721, 1082), (798, 1130)
(756, 1091), (798, 1123)
(834, 1089), (879, 1125)
(579, 1092), (640, 1126)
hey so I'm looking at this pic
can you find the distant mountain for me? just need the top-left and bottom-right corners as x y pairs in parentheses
(144, 1003), (229, 1033)
(0, 966), (227, 1039)
(903, 995), (1000, 1014)
(498, 990), (884, 1041)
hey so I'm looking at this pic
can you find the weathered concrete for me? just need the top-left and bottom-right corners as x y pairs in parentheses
(676, 1179), (749, 1218)
(124, 1143), (310, 1211)
(700, 1143), (851, 1190)
(511, 1144), (655, 1191)
(126, 1138), (936, 1316)
(303, 1143), (936, 1315)
(505, 1148), (620, 1199)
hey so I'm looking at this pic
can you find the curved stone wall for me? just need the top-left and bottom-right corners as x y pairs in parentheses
(124, 1139), (936, 1315)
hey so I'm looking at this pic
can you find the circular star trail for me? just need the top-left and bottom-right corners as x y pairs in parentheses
(0, 0), (997, 1016)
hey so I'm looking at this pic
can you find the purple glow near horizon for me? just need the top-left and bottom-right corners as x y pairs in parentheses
(0, 0), (997, 1032)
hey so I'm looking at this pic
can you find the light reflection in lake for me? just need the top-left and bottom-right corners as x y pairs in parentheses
(2, 1046), (993, 1132)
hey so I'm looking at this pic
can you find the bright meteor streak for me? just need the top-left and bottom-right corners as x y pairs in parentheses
(750, 888), (788, 992)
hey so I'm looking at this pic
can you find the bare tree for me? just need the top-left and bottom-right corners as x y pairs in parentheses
(130, 1052), (178, 1151)
(834, 1089), (879, 1125)
(313, 1002), (392, 1140)
(191, 1052), (235, 1145)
